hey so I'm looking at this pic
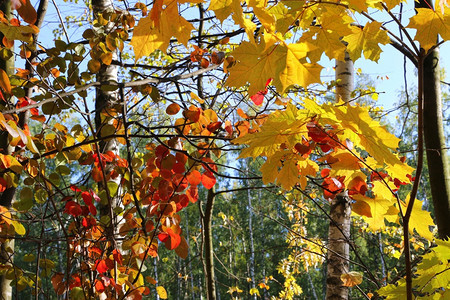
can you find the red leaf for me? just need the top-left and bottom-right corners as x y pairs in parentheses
(0, 177), (7, 193)
(81, 191), (92, 206)
(112, 249), (123, 266)
(172, 162), (185, 174)
(322, 176), (345, 199)
(201, 171), (216, 189)
(64, 201), (82, 217)
(70, 185), (81, 192)
(249, 78), (272, 106)
(95, 259), (109, 274)
(207, 121), (222, 133)
(155, 145), (169, 159)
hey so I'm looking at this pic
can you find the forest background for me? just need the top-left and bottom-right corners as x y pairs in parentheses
(0, 0), (449, 299)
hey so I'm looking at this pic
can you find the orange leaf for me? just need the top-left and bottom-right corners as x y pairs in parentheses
(16, 0), (37, 24)
(187, 170), (202, 186)
(0, 69), (11, 95)
(150, 0), (163, 24)
(95, 279), (105, 293)
(51, 273), (65, 295)
(341, 271), (363, 287)
(166, 103), (180, 115)
(201, 171), (216, 189)
(175, 235), (189, 259)
(207, 121), (222, 133)
(200, 57), (210, 68)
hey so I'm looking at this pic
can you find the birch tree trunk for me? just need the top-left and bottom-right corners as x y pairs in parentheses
(325, 52), (353, 300)
(92, 0), (121, 248)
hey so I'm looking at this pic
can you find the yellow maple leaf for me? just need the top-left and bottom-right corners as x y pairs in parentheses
(234, 103), (307, 157)
(300, 9), (354, 61)
(131, 0), (198, 60)
(343, 21), (390, 62)
(352, 194), (397, 231)
(209, 0), (257, 43)
(401, 198), (435, 241)
(408, 7), (450, 52)
(278, 159), (300, 190)
(209, 0), (235, 23)
(226, 38), (321, 95)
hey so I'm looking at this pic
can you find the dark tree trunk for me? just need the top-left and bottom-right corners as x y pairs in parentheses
(416, 0), (450, 240)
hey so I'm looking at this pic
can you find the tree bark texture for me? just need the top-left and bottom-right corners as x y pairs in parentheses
(414, 0), (450, 240)
(326, 195), (351, 300)
(92, 0), (121, 247)
(422, 49), (450, 239)
(325, 52), (353, 300)
(203, 188), (217, 300)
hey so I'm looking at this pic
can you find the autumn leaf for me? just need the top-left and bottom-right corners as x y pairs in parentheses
(351, 194), (397, 231)
(226, 37), (322, 95)
(130, 0), (201, 60)
(408, 7), (450, 52)
(201, 171), (216, 189)
(175, 235), (189, 259)
(16, 0), (37, 24)
(156, 286), (168, 299)
(341, 271), (363, 287)
(0, 22), (39, 43)
(343, 21), (390, 62)
(0, 69), (11, 95)
(401, 198), (435, 241)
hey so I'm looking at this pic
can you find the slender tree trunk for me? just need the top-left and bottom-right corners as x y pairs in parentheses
(92, 0), (121, 247)
(325, 52), (353, 300)
(184, 210), (196, 300)
(421, 48), (450, 240)
(202, 189), (217, 300)
(246, 163), (257, 300)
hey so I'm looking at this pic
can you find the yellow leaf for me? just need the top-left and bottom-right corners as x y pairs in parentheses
(408, 7), (450, 52)
(352, 194), (396, 231)
(156, 286), (168, 299)
(0, 23), (39, 43)
(0, 206), (12, 225)
(341, 271), (363, 287)
(190, 92), (204, 104)
(226, 39), (321, 95)
(278, 159), (299, 190)
(208, 0), (234, 23)
(10, 220), (26, 235)
(299, 8), (353, 61)
(249, 287), (260, 296)
(131, 0), (199, 60)
(402, 198), (435, 241)
(343, 21), (390, 62)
